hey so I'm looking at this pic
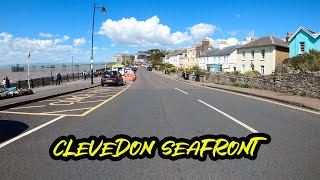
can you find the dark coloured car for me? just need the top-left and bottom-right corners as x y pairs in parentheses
(101, 70), (124, 86)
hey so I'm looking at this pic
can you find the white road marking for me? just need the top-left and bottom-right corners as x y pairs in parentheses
(0, 115), (65, 149)
(198, 100), (258, 133)
(159, 80), (167, 85)
(174, 88), (188, 95)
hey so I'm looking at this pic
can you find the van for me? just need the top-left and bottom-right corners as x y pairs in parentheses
(111, 64), (125, 75)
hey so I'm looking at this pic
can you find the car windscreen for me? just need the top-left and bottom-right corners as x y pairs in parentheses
(104, 71), (117, 78)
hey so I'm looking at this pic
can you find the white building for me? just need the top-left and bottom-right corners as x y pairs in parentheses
(236, 35), (289, 75)
(198, 45), (240, 72)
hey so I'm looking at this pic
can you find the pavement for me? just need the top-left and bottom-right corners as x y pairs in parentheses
(153, 70), (320, 112)
(0, 67), (320, 179)
(0, 78), (101, 111)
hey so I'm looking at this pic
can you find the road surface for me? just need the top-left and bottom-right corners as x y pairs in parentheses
(0, 67), (319, 179)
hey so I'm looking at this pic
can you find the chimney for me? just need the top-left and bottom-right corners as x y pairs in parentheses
(251, 38), (256, 42)
(286, 32), (293, 45)
(241, 38), (247, 45)
(219, 40), (228, 49)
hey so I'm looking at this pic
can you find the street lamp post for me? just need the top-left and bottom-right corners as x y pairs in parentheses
(90, 4), (106, 84)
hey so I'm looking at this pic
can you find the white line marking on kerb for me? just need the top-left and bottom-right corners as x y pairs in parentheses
(0, 115), (65, 149)
(174, 88), (188, 95)
(198, 100), (258, 133)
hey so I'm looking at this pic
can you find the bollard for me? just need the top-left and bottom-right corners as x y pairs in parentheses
(18, 80), (21, 89)
(31, 79), (34, 88)
(78, 73), (80, 79)
(72, 73), (74, 80)
(42, 77), (45, 86)
(51, 76), (54, 85)
(67, 74), (69, 82)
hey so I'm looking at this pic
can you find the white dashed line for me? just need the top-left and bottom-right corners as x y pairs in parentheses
(198, 100), (258, 133)
(174, 88), (188, 95)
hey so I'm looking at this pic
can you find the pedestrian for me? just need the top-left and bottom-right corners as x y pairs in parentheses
(2, 77), (6, 89)
(84, 71), (87, 80)
(5, 76), (11, 88)
(56, 73), (61, 85)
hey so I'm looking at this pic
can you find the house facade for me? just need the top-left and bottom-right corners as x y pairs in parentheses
(237, 35), (289, 75)
(288, 27), (320, 58)
(198, 45), (240, 72)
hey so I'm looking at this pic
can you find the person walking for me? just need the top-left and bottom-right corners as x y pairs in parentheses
(5, 76), (11, 88)
(56, 73), (61, 85)
(84, 71), (87, 80)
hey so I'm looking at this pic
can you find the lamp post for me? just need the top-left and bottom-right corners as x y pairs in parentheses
(90, 4), (106, 84)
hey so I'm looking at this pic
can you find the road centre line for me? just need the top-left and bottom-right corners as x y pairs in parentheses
(0, 115), (65, 149)
(156, 72), (320, 116)
(198, 99), (258, 133)
(174, 88), (188, 95)
(11, 105), (46, 110)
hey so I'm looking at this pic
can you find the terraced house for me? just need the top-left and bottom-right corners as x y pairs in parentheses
(198, 45), (240, 72)
(237, 36), (289, 75)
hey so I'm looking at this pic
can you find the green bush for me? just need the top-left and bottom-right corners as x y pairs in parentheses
(244, 70), (261, 75)
(282, 49), (320, 72)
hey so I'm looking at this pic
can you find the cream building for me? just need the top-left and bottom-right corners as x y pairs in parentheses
(237, 35), (289, 75)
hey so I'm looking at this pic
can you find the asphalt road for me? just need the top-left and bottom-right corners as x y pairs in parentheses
(0, 67), (319, 179)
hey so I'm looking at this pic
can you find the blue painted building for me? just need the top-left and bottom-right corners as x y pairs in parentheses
(289, 27), (320, 58)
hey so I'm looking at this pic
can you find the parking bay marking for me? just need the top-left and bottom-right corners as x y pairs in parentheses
(0, 84), (132, 117)
(198, 99), (258, 133)
(11, 105), (47, 110)
(0, 115), (65, 149)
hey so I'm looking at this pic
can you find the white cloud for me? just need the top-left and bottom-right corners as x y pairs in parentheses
(189, 23), (216, 40)
(234, 13), (241, 18)
(39, 32), (53, 38)
(73, 38), (86, 46)
(228, 30), (239, 36)
(0, 32), (13, 41)
(247, 30), (255, 38)
(63, 35), (70, 40)
(98, 16), (192, 47)
(207, 37), (239, 48)
(0, 32), (90, 65)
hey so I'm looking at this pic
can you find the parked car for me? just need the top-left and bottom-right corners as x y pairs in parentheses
(101, 70), (124, 86)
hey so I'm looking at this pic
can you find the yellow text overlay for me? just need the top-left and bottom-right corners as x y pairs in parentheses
(49, 134), (271, 161)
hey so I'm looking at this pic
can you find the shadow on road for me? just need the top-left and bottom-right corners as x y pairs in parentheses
(0, 120), (29, 143)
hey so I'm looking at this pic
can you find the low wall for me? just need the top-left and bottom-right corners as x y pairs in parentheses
(177, 71), (320, 98)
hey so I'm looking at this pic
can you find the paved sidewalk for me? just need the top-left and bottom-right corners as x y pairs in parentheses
(153, 70), (320, 112)
(0, 78), (101, 110)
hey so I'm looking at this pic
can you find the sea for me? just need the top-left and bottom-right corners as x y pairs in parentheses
(0, 63), (109, 82)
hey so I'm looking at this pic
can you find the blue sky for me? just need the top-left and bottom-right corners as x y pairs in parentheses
(0, 0), (319, 66)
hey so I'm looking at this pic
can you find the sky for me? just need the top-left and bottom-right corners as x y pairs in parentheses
(0, 0), (319, 66)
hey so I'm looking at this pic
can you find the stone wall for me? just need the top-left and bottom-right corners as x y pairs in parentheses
(203, 72), (320, 98)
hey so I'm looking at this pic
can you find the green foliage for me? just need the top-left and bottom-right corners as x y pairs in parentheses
(282, 49), (320, 72)
(166, 67), (177, 72)
(244, 70), (261, 75)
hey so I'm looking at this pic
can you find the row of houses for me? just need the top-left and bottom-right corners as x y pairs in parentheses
(163, 26), (320, 75)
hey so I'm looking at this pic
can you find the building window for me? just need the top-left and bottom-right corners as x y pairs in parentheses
(260, 65), (265, 74)
(251, 50), (255, 59)
(242, 51), (245, 60)
(299, 42), (305, 54)
(261, 49), (265, 59)
(185, 54), (187, 57)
